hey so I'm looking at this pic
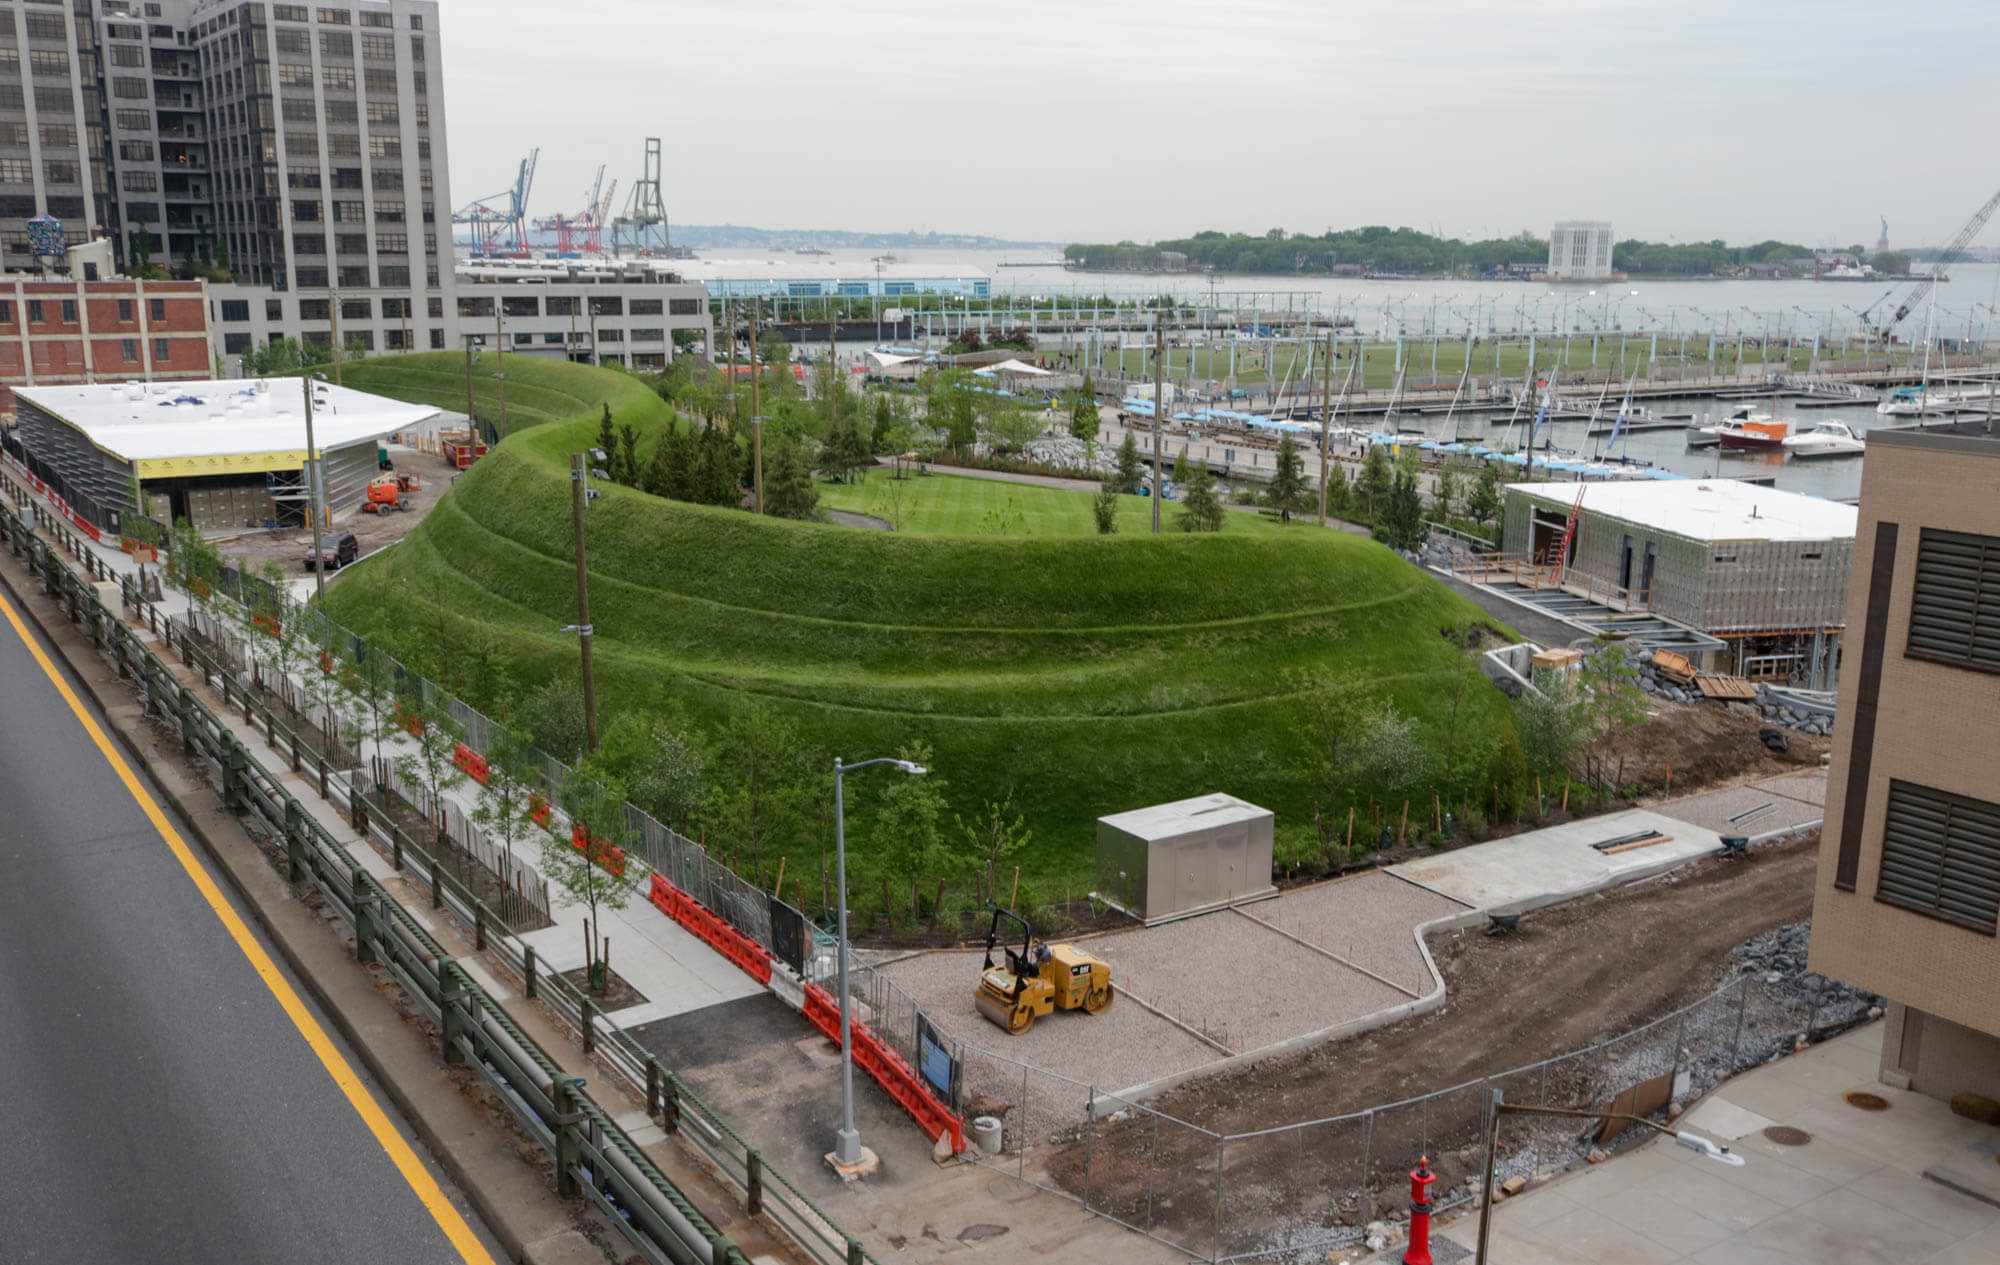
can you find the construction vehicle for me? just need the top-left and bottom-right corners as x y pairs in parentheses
(972, 908), (1112, 1035)
(359, 474), (413, 514)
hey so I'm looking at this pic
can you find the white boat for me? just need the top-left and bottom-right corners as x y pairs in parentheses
(1688, 404), (1776, 449)
(1782, 421), (1867, 459)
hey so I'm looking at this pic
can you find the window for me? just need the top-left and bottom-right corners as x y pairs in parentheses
(598, 328), (623, 342)
(365, 68), (396, 93)
(40, 124), (77, 149)
(27, 301), (44, 324)
(326, 99), (358, 124)
(298, 298), (330, 320)
(30, 49), (68, 74)
(375, 233), (406, 254)
(371, 199), (402, 222)
(292, 199), (321, 221)
(325, 135), (359, 157)
(457, 296), (493, 317)
(322, 65), (355, 91)
(589, 296), (623, 316)
(115, 109), (151, 131)
(220, 299), (249, 322)
(502, 295), (539, 317)
(377, 264), (409, 287)
(367, 135), (399, 159)
(331, 167), (363, 189)
(1877, 780), (2000, 932)
(630, 298), (663, 315)
(366, 101), (398, 125)
(266, 299), (285, 320)
(282, 97), (316, 122)
(0, 123), (24, 146)
(410, 35), (424, 61)
(116, 299), (135, 323)
(276, 29), (309, 54)
(331, 199), (364, 222)
(632, 328), (665, 343)
(149, 298), (166, 322)
(545, 295), (576, 316)
(121, 169), (158, 191)
(360, 10), (393, 28)
(293, 233), (326, 255)
(361, 33), (394, 59)
(109, 45), (146, 68)
(287, 167), (321, 189)
(317, 7), (351, 24)
(121, 338), (139, 362)
(114, 77), (150, 99)
(285, 130), (319, 155)
(341, 297), (371, 319)
(277, 62), (313, 87)
(428, 297), (443, 318)
(33, 86), (71, 114)
(380, 297), (410, 318)
(1909, 528), (2000, 673)
(275, 3), (309, 18)
(119, 140), (156, 162)
(0, 159), (33, 183)
(513, 331), (532, 346)
(224, 331), (251, 354)
(24, 14), (66, 41)
(0, 50), (16, 76)
(430, 328), (444, 350)
(320, 31), (352, 57)
(669, 298), (700, 316)
(338, 265), (369, 287)
(372, 167), (403, 190)
(335, 232), (366, 254)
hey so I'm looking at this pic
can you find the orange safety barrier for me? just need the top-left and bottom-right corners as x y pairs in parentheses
(527, 793), (552, 829)
(452, 742), (490, 785)
(571, 821), (628, 877)
(645, 874), (964, 1153)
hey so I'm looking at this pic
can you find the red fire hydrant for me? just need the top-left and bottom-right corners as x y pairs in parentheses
(1402, 1155), (1436, 1265)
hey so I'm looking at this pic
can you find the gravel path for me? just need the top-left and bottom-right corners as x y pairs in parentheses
(1657, 771), (1827, 836)
(1254, 871), (1469, 996)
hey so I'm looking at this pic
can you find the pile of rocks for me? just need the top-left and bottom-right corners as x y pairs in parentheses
(1731, 922), (1874, 1014)
(1754, 687), (1835, 736)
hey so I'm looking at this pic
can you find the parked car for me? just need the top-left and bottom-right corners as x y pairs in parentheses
(303, 531), (359, 571)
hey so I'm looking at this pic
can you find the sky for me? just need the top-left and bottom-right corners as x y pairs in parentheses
(437, 0), (2000, 248)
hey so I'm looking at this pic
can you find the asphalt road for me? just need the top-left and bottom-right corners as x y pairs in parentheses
(0, 595), (496, 1263)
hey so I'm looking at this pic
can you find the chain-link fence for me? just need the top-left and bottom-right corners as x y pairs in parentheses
(938, 969), (1875, 1262)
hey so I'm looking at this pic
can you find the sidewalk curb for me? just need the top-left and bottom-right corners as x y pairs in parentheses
(0, 552), (607, 1265)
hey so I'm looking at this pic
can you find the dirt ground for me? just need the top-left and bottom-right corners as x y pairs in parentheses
(214, 440), (460, 577)
(1602, 696), (1829, 793)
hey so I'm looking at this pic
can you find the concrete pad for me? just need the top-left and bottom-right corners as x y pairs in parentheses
(1513, 1203), (1686, 1263)
(1680, 1098), (1779, 1142)
(1737, 1187), (1965, 1263)
(1752, 772), (1827, 808)
(1387, 809), (1722, 914)
(1656, 786), (1822, 840)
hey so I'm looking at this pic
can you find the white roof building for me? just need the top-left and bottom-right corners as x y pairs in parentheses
(1505, 479), (1858, 543)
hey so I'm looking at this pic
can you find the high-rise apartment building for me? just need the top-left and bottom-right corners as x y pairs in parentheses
(2, 0), (455, 360)
(1544, 220), (1616, 281)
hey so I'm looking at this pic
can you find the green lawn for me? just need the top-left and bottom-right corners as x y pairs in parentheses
(322, 355), (1515, 900)
(817, 471), (1289, 538)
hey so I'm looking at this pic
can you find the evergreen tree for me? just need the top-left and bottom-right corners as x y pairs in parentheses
(617, 423), (641, 487)
(1430, 462), (1462, 523)
(1092, 482), (1120, 534)
(643, 431), (675, 498)
(1068, 377), (1099, 442)
(1267, 433), (1307, 516)
(1114, 431), (1144, 494)
(765, 434), (819, 519)
(1491, 721), (1528, 821)
(596, 403), (617, 480)
(1176, 466), (1226, 532)
(1325, 462), (1353, 518)
(666, 425), (700, 503)
(1171, 447), (1190, 487)
(871, 392), (897, 453)
(697, 424), (742, 506)
(1467, 463), (1502, 528)
(1377, 466), (1426, 550)
(1355, 444), (1393, 519)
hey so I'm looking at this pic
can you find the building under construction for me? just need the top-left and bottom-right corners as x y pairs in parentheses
(1492, 479), (1858, 685)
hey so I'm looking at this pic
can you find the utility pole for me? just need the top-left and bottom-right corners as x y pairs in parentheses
(568, 451), (600, 753)
(750, 298), (764, 513)
(1152, 307), (1164, 534)
(493, 306), (508, 435)
(1318, 330), (1334, 527)
(303, 375), (325, 602)
(463, 336), (475, 423)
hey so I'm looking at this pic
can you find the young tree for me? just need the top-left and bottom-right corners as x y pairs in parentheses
(956, 792), (1034, 906)
(1267, 433), (1307, 517)
(697, 424), (743, 506)
(1091, 482), (1121, 534)
(1176, 465), (1226, 532)
(616, 423), (641, 488)
(823, 412), (871, 484)
(392, 684), (468, 853)
(516, 676), (589, 763)
(1515, 671), (1588, 787)
(596, 403), (618, 481)
(1430, 462), (1462, 524)
(1113, 430), (1144, 494)
(1355, 444), (1393, 519)
(1067, 377), (1099, 443)
(1491, 721), (1529, 821)
(765, 434), (820, 519)
(870, 740), (950, 888)
(470, 717), (540, 918)
(1171, 447), (1191, 488)
(1377, 466), (1426, 551)
(1325, 462), (1353, 518)
(702, 702), (815, 877)
(590, 711), (706, 836)
(1467, 463), (1502, 529)
(1291, 668), (1377, 815)
(545, 765), (643, 992)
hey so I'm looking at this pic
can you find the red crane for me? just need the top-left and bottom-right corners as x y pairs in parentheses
(533, 166), (617, 257)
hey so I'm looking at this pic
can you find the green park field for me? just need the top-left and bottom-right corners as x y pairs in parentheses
(816, 470), (1287, 537)
(322, 354), (1513, 900)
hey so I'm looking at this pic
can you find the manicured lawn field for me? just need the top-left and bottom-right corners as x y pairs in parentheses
(817, 470), (1289, 537)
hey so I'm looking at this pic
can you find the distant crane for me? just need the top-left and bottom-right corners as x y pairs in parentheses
(1858, 184), (2000, 339)
(533, 165), (616, 256)
(451, 149), (539, 257)
(610, 138), (669, 257)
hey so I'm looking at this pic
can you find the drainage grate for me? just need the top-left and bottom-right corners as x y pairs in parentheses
(1763, 1125), (1813, 1146)
(1845, 1091), (1891, 1112)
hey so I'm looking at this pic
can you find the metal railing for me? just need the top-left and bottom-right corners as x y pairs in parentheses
(0, 496), (876, 1265)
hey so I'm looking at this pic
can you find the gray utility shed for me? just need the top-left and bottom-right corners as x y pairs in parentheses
(1094, 793), (1275, 926)
(1500, 480), (1857, 635)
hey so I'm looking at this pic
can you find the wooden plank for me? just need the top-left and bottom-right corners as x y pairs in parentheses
(1695, 672), (1758, 701)
(1653, 649), (1696, 683)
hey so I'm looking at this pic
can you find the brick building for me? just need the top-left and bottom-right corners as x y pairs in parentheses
(0, 275), (208, 409)
(1808, 418), (2000, 1104)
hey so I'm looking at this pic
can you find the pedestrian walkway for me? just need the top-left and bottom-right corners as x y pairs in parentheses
(1439, 1023), (2000, 1264)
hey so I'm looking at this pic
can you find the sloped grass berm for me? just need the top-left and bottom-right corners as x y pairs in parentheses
(323, 355), (1513, 892)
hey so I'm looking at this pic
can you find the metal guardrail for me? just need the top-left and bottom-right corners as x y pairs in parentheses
(0, 498), (876, 1265)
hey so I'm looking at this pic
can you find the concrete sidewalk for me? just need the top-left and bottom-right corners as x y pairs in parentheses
(1438, 1023), (2000, 1264)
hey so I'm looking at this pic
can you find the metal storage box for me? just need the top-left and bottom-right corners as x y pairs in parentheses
(1093, 793), (1276, 926)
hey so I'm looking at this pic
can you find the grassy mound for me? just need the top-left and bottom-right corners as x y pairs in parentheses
(326, 354), (1514, 895)
(818, 470), (1292, 537)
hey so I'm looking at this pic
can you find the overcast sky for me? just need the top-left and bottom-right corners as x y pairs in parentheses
(438, 0), (1999, 248)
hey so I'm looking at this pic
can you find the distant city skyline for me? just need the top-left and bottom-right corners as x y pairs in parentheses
(441, 1), (1999, 252)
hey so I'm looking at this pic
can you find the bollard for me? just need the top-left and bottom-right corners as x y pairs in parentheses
(1402, 1155), (1436, 1265)
(646, 1055), (662, 1117)
(579, 996), (595, 1055)
(746, 1147), (764, 1216)
(524, 945), (538, 1000)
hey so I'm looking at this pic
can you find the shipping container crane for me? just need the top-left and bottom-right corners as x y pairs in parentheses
(451, 148), (539, 257)
(532, 165), (615, 256)
(1858, 183), (2000, 339)
(610, 137), (669, 257)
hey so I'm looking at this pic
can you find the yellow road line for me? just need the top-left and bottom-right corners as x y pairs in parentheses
(0, 590), (496, 1265)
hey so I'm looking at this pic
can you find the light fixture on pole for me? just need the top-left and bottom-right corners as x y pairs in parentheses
(567, 448), (608, 752)
(1474, 1089), (1743, 1265)
(828, 754), (927, 1173)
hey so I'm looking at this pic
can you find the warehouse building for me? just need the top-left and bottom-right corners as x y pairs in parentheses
(1500, 479), (1857, 682)
(7, 377), (435, 534)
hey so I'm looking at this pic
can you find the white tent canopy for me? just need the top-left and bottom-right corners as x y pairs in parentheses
(866, 350), (925, 369)
(975, 358), (1052, 377)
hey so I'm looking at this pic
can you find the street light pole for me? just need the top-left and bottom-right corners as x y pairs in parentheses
(831, 754), (927, 1171)
(1152, 309), (1164, 534)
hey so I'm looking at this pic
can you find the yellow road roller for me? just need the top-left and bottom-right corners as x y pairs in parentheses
(972, 907), (1112, 1035)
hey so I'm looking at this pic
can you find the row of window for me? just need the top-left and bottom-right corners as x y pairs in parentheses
(218, 296), (443, 324)
(0, 84), (81, 113)
(458, 295), (703, 318)
(0, 48), (73, 74)
(290, 232), (419, 256)
(0, 297), (171, 326)
(271, 6), (422, 30)
(281, 132), (430, 161)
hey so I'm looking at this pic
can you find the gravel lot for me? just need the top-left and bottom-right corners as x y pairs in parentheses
(876, 871), (1469, 1122)
(1655, 771), (1826, 837)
